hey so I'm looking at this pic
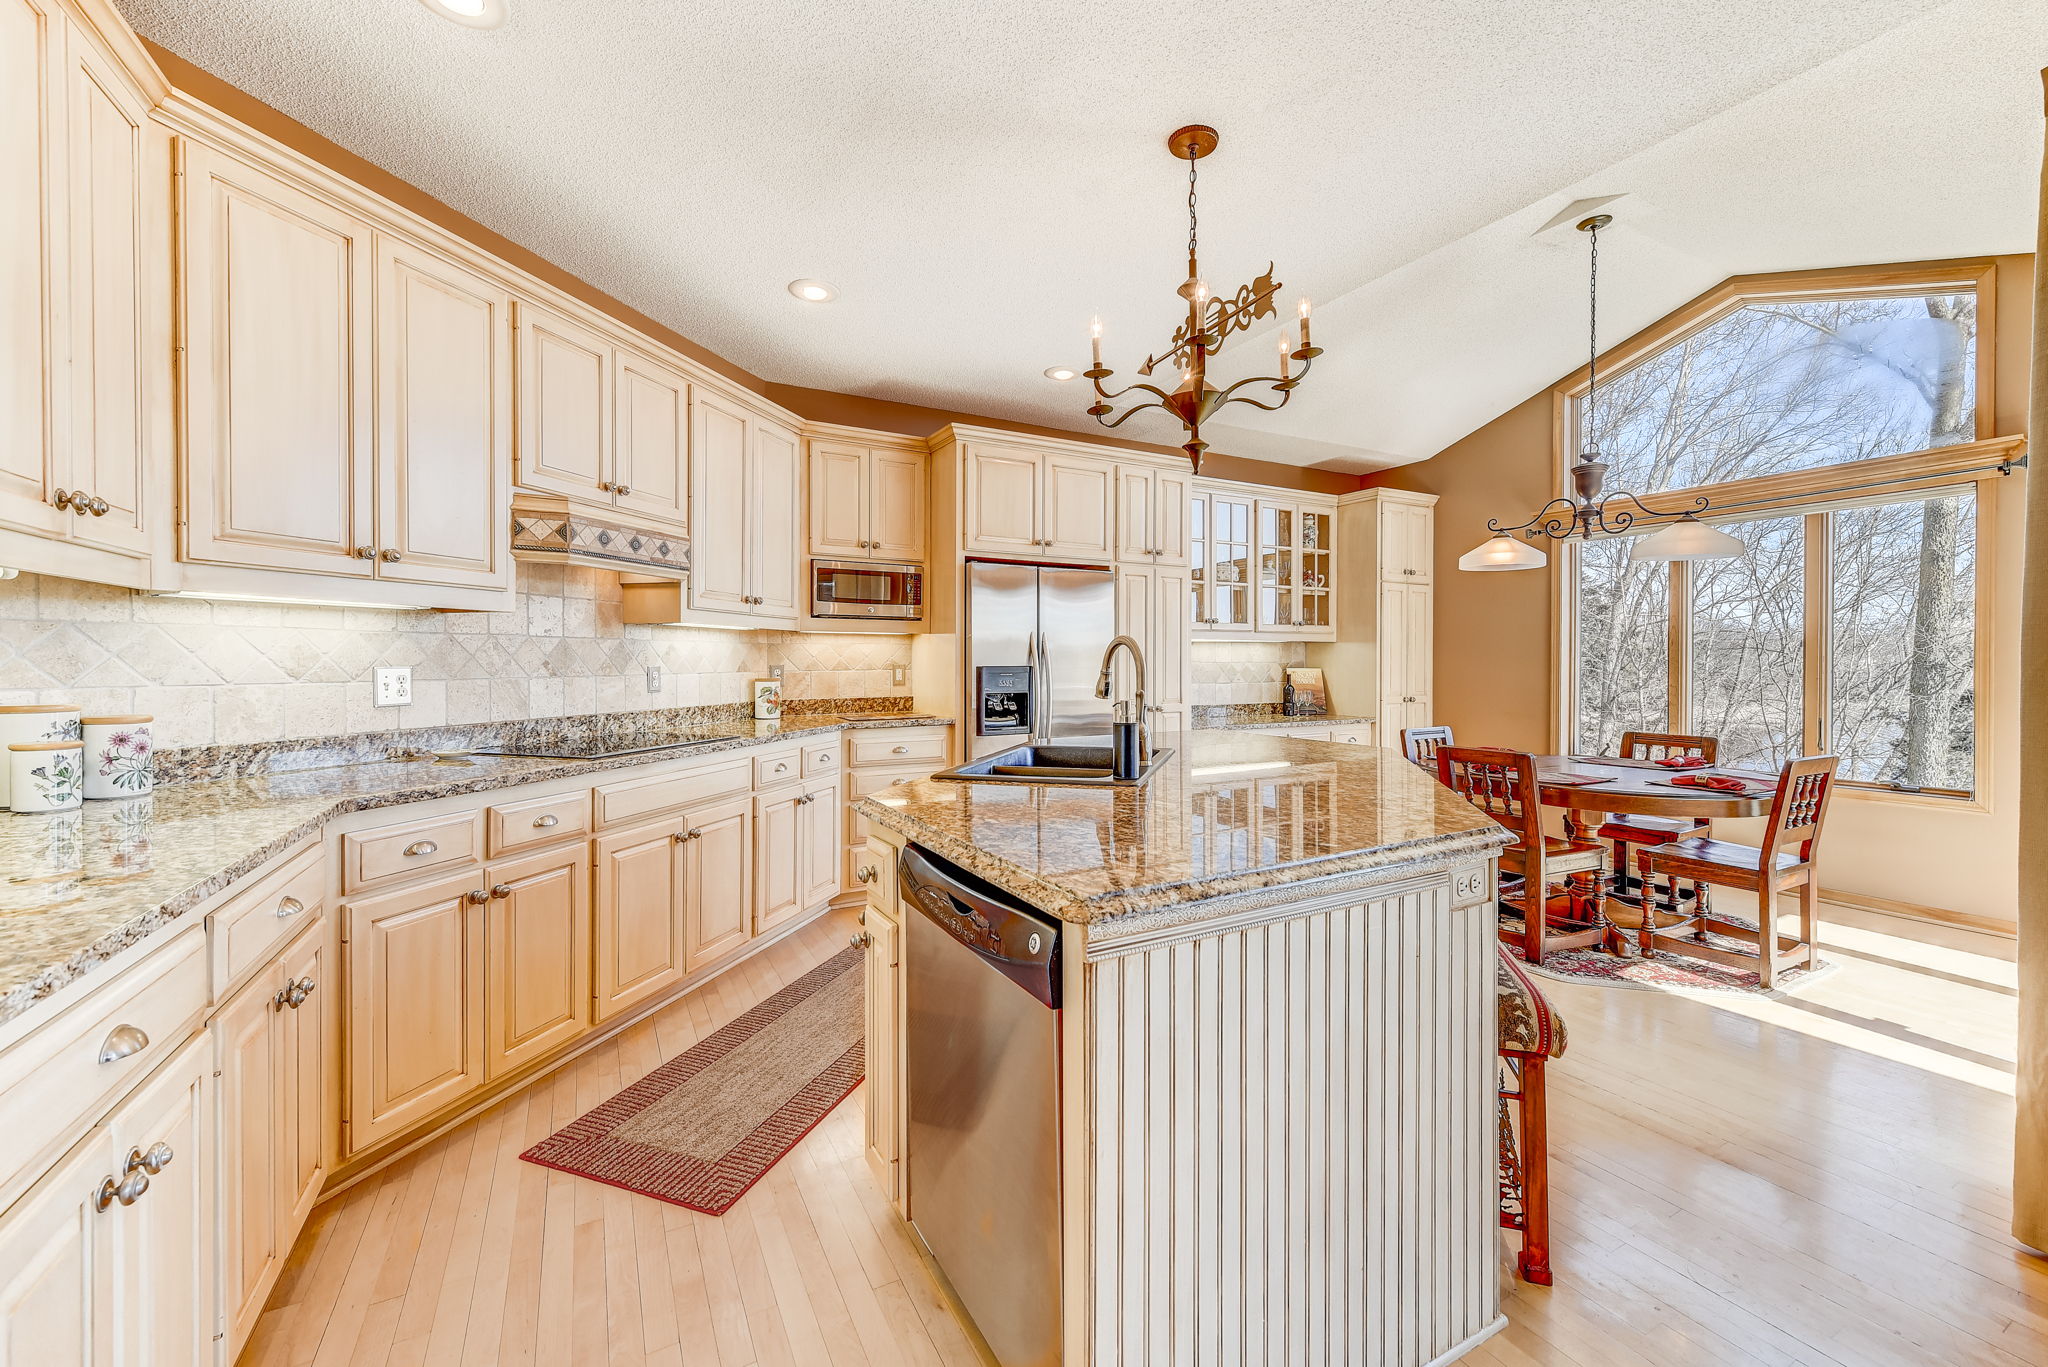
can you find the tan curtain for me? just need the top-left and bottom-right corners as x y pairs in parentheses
(2017, 69), (2048, 1255)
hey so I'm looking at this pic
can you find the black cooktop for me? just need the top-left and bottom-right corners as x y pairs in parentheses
(475, 728), (734, 760)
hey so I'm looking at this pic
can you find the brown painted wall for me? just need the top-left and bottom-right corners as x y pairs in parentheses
(147, 38), (1344, 496)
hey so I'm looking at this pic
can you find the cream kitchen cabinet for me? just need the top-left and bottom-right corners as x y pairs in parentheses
(1334, 488), (1438, 739)
(962, 441), (1114, 562)
(214, 926), (326, 1359)
(858, 827), (907, 1209)
(514, 302), (690, 531)
(809, 438), (926, 560)
(595, 790), (754, 1013)
(179, 141), (514, 606)
(1377, 579), (1434, 741)
(754, 773), (842, 937)
(483, 844), (591, 1079)
(689, 390), (801, 621)
(1189, 486), (1254, 632)
(1192, 481), (1337, 639)
(680, 794), (755, 972)
(0, 1034), (211, 1367)
(1116, 561), (1191, 739)
(0, 0), (166, 586)
(1114, 464), (1190, 566)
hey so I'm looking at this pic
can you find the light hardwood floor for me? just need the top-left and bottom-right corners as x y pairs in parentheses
(245, 902), (2045, 1367)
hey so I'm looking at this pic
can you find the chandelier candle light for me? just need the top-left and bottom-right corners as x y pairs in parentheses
(1459, 213), (1746, 571)
(1085, 125), (1319, 472)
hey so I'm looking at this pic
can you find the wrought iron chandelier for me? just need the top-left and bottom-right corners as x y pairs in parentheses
(1460, 214), (1744, 571)
(1084, 125), (1319, 472)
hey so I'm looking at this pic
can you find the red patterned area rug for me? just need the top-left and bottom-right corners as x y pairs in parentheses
(522, 946), (864, 1215)
(1501, 913), (1836, 996)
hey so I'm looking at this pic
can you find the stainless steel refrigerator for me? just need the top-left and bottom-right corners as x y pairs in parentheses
(964, 560), (1117, 760)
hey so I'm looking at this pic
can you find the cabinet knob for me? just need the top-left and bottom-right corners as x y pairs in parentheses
(489, 883), (513, 900)
(352, 544), (375, 559)
(465, 888), (490, 904)
(614, 484), (630, 496)
(126, 1142), (174, 1176)
(93, 1169), (149, 1212)
(284, 976), (317, 1009)
(275, 895), (304, 919)
(98, 1023), (149, 1064)
(87, 496), (109, 516)
(533, 813), (559, 828)
(855, 864), (878, 884)
(380, 548), (404, 563)
(850, 931), (872, 950)
(673, 829), (691, 843)
(403, 840), (438, 857)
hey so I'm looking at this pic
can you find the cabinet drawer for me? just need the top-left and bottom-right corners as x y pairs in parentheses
(0, 927), (207, 1206)
(753, 749), (802, 790)
(802, 739), (840, 777)
(844, 766), (933, 845)
(1329, 727), (1372, 745)
(209, 841), (325, 998)
(847, 729), (949, 768)
(595, 756), (750, 828)
(341, 810), (482, 892)
(856, 836), (897, 910)
(487, 789), (592, 857)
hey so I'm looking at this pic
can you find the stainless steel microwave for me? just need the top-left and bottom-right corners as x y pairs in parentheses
(810, 559), (924, 620)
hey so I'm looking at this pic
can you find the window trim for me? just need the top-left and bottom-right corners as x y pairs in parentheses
(1548, 260), (2009, 805)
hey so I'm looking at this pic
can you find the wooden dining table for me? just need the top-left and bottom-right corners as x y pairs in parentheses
(1530, 754), (1778, 900)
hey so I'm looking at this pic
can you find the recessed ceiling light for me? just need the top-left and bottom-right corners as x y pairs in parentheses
(787, 279), (838, 303)
(419, 0), (506, 28)
(1043, 366), (1079, 381)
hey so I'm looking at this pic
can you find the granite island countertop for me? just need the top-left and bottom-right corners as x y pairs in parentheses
(1190, 704), (1378, 731)
(0, 712), (951, 1024)
(852, 729), (1509, 926)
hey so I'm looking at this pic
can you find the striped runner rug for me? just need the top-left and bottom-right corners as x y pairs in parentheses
(521, 946), (864, 1214)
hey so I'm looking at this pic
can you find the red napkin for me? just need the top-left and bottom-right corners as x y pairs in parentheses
(1654, 755), (1710, 769)
(1669, 773), (1751, 792)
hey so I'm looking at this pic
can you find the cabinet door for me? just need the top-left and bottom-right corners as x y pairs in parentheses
(809, 442), (868, 557)
(683, 795), (752, 972)
(0, 0), (62, 541)
(213, 966), (279, 1354)
(1113, 564), (1153, 705)
(1188, 492), (1210, 629)
(1297, 506), (1334, 635)
(1153, 467), (1191, 565)
(862, 896), (901, 1200)
(612, 347), (689, 528)
(1402, 582), (1433, 704)
(800, 779), (841, 913)
(1042, 454), (1113, 562)
(374, 236), (511, 590)
(749, 417), (802, 620)
(180, 141), (374, 576)
(1206, 493), (1254, 630)
(1149, 563), (1191, 713)
(485, 844), (591, 1079)
(274, 929), (326, 1243)
(344, 870), (486, 1151)
(61, 24), (159, 557)
(0, 1122), (110, 1367)
(688, 391), (752, 614)
(593, 819), (686, 1021)
(1389, 500), (1433, 583)
(1115, 466), (1154, 563)
(1377, 580), (1409, 708)
(962, 444), (1040, 555)
(514, 304), (610, 501)
(104, 1037), (210, 1367)
(753, 787), (803, 935)
(866, 448), (925, 560)
(1255, 501), (1297, 630)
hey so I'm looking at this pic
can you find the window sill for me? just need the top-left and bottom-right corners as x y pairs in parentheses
(1836, 782), (1986, 814)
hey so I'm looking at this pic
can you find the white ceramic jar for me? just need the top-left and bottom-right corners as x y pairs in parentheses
(9, 741), (84, 813)
(81, 715), (154, 799)
(0, 704), (81, 806)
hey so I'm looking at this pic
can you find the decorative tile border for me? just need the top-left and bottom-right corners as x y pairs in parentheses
(511, 509), (691, 573)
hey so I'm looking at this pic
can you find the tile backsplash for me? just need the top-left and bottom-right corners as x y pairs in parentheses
(0, 565), (913, 751)
(1191, 640), (1307, 706)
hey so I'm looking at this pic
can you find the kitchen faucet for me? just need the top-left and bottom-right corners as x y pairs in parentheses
(1093, 635), (1149, 763)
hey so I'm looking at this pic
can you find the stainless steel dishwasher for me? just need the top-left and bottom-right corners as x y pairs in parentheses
(899, 844), (1063, 1367)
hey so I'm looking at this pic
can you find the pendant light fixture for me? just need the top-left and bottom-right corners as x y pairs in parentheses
(1461, 213), (1744, 570)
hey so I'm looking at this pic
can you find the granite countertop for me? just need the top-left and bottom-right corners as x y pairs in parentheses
(852, 729), (1510, 925)
(0, 713), (950, 1025)
(1192, 707), (1378, 732)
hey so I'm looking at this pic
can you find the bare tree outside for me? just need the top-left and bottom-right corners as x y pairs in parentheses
(1573, 291), (1978, 790)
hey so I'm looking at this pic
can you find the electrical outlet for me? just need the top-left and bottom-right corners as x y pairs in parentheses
(768, 664), (783, 680)
(373, 666), (412, 708)
(892, 665), (907, 686)
(645, 666), (662, 694)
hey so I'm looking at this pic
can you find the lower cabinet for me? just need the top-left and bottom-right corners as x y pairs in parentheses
(484, 845), (590, 1079)
(595, 793), (754, 1016)
(0, 1036), (211, 1367)
(215, 926), (326, 1358)
(681, 795), (753, 973)
(800, 778), (842, 913)
(755, 776), (842, 937)
(860, 833), (906, 1208)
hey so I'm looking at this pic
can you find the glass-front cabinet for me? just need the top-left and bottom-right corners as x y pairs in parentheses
(1192, 482), (1336, 639)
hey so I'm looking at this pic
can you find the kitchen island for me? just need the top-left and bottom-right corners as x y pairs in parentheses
(852, 729), (1515, 1367)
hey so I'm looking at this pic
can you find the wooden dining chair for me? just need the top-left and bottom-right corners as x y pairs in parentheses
(1401, 724), (1454, 769)
(1436, 746), (1615, 963)
(1634, 754), (1840, 989)
(1496, 944), (1567, 1285)
(1597, 731), (1720, 891)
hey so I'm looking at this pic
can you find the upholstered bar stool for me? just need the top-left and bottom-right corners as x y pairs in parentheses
(1597, 731), (1719, 892)
(1635, 755), (1840, 990)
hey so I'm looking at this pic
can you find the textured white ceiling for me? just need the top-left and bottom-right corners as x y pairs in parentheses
(115, 0), (2046, 470)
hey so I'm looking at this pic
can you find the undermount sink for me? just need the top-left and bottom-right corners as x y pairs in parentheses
(930, 742), (1172, 787)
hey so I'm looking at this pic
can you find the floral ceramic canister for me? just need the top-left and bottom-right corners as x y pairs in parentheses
(81, 715), (154, 799)
(0, 704), (81, 806)
(9, 741), (85, 813)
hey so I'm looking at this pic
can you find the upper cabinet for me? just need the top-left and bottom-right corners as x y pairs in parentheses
(1334, 488), (1439, 740)
(808, 438), (925, 561)
(687, 391), (799, 622)
(1191, 480), (1337, 640)
(0, 0), (167, 586)
(960, 440), (1114, 562)
(513, 303), (690, 531)
(1114, 464), (1190, 566)
(177, 140), (514, 607)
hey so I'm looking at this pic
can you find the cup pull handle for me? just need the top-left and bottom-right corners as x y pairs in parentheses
(99, 1024), (149, 1064)
(275, 895), (304, 918)
(404, 840), (438, 857)
(533, 814), (559, 828)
